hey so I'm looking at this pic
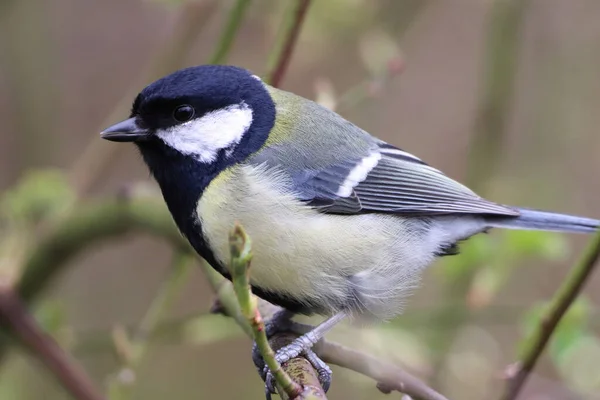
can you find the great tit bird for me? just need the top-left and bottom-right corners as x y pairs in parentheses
(101, 65), (599, 392)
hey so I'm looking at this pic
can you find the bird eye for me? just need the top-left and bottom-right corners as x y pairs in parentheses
(173, 105), (195, 122)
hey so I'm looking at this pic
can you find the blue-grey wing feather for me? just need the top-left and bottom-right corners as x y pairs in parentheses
(283, 143), (518, 217)
(291, 158), (365, 213)
(247, 87), (517, 217)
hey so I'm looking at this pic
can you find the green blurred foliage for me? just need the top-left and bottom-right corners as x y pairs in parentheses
(520, 297), (600, 396)
(439, 230), (569, 281)
(1, 169), (73, 225)
(1, 0), (599, 399)
(520, 298), (591, 359)
(437, 230), (569, 306)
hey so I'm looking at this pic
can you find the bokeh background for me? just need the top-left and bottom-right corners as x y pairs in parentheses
(1, 0), (600, 399)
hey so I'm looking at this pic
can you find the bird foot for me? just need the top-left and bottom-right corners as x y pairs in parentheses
(251, 311), (332, 398)
(263, 347), (332, 395)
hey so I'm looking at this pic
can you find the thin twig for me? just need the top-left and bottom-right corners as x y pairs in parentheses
(268, 332), (326, 400)
(0, 284), (106, 400)
(228, 224), (306, 399)
(16, 198), (191, 305)
(0, 192), (446, 398)
(74, 302), (591, 357)
(204, 0), (311, 319)
(201, 260), (253, 337)
(208, 0), (252, 65)
(0, 6), (219, 354)
(209, 277), (444, 400)
(319, 340), (448, 400)
(0, 198), (192, 362)
(264, 0), (312, 87)
(502, 230), (600, 400)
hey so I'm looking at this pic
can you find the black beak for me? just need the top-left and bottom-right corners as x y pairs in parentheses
(100, 118), (150, 142)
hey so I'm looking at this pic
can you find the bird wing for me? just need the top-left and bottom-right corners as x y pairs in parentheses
(291, 142), (519, 217)
(252, 86), (518, 217)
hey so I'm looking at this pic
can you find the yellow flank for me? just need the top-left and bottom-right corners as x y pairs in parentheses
(196, 163), (445, 319)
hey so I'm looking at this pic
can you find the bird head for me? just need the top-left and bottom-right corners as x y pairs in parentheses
(101, 65), (276, 167)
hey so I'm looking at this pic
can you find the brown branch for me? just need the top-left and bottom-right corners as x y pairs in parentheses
(211, 290), (446, 400)
(264, 0), (312, 87)
(270, 332), (327, 399)
(0, 284), (106, 400)
(206, 224), (443, 399)
(0, 191), (447, 399)
(17, 198), (190, 305)
(204, 3), (324, 395)
(318, 340), (448, 400)
(502, 230), (600, 400)
(0, 195), (327, 397)
(207, 270), (330, 398)
(210, 277), (326, 399)
(0, 198), (191, 363)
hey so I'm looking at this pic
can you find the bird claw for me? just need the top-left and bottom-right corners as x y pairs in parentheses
(262, 348), (332, 395)
(251, 311), (332, 398)
(264, 368), (277, 395)
(304, 348), (332, 392)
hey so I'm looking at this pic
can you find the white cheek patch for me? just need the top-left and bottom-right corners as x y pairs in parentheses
(156, 102), (253, 163)
(336, 151), (381, 197)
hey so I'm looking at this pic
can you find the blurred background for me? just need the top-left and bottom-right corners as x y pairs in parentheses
(1, 0), (600, 399)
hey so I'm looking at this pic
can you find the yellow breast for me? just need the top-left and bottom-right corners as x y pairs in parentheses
(196, 163), (435, 318)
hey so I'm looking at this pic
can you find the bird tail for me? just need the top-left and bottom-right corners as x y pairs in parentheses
(486, 208), (599, 234)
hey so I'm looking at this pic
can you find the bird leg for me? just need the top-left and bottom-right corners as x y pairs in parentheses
(253, 312), (346, 396)
(252, 309), (296, 372)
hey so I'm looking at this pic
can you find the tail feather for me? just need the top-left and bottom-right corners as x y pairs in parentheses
(486, 207), (599, 234)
